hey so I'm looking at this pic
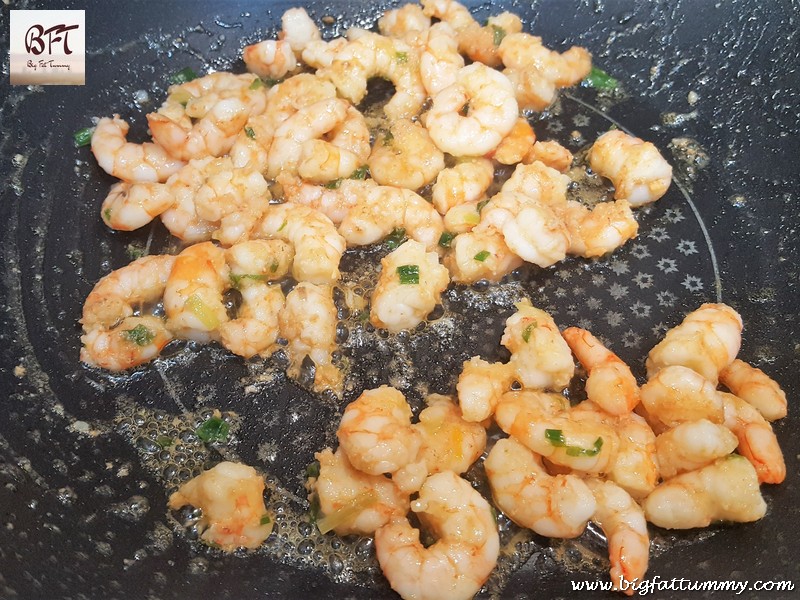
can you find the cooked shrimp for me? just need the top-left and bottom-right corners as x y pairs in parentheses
(444, 227), (523, 283)
(243, 40), (297, 79)
(279, 282), (340, 392)
(456, 357), (516, 423)
(562, 327), (640, 415)
(91, 115), (184, 183)
(419, 22), (464, 96)
(589, 130), (672, 206)
(443, 200), (482, 233)
(80, 255), (176, 370)
(278, 174), (372, 225)
(147, 72), (266, 161)
(425, 63), (518, 156)
(229, 113), (275, 174)
(502, 299), (575, 391)
(654, 419), (739, 479)
(524, 139), (574, 173)
(370, 240), (450, 333)
(719, 358), (788, 421)
(297, 140), (363, 184)
(326, 105), (371, 163)
(492, 118), (536, 165)
(320, 31), (426, 119)
(301, 38), (350, 70)
(337, 386), (420, 475)
(375, 471), (499, 600)
(494, 391), (619, 474)
(642, 455), (767, 529)
(486, 436), (596, 538)
(217, 240), (290, 358)
(311, 448), (408, 535)
(564, 199), (639, 258)
(720, 392), (786, 484)
(499, 33), (591, 111)
(168, 461), (273, 551)
(368, 119), (445, 190)
(500, 161), (570, 213)
(585, 479), (649, 595)
(639, 365), (724, 428)
(253, 202), (345, 284)
(646, 303), (743, 383)
(312, 447), (409, 536)
(338, 185), (444, 251)
(478, 191), (570, 268)
(266, 97), (350, 179)
(431, 158), (494, 215)
(571, 401), (658, 499)
(394, 394), (487, 493)
(100, 181), (174, 231)
(163, 242), (229, 343)
(262, 73), (338, 129)
(160, 157), (271, 245)
(378, 4), (431, 39)
(279, 7), (322, 56)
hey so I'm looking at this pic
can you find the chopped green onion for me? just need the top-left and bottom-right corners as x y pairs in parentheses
(583, 66), (619, 90)
(245, 126), (256, 139)
(156, 435), (174, 449)
(229, 273), (269, 289)
(306, 461), (321, 479)
(395, 51), (408, 63)
(349, 165), (370, 180)
(170, 67), (198, 85)
(544, 429), (604, 457)
(249, 77), (264, 90)
(438, 231), (455, 248)
(396, 264), (420, 285)
(185, 294), (220, 329)
(474, 250), (490, 262)
(195, 417), (230, 443)
(491, 25), (507, 47)
(260, 514), (272, 525)
(463, 212), (481, 226)
(73, 126), (94, 147)
(566, 437), (604, 457)
(123, 324), (155, 346)
(103, 207), (112, 222)
(324, 178), (343, 189)
(262, 77), (283, 87)
(126, 243), (146, 260)
(309, 494), (321, 523)
(477, 199), (489, 213)
(522, 321), (537, 343)
(385, 227), (407, 250)
(277, 219), (288, 232)
(545, 429), (566, 446)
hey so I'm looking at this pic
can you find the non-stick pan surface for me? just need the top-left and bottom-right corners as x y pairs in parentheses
(1, 0), (798, 598)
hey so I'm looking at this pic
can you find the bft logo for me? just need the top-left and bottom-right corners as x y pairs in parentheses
(10, 10), (85, 85)
(25, 23), (80, 56)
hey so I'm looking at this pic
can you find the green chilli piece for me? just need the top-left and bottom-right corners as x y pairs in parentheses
(349, 165), (370, 180)
(521, 321), (537, 343)
(396, 264), (420, 285)
(474, 250), (490, 262)
(385, 227), (406, 250)
(305, 461), (321, 479)
(583, 66), (619, 90)
(195, 416), (230, 443)
(170, 67), (198, 85)
(245, 126), (256, 139)
(260, 514), (272, 525)
(545, 428), (566, 446)
(277, 219), (288, 232)
(438, 231), (455, 248)
(324, 178), (343, 190)
(544, 429), (604, 457)
(73, 126), (94, 147)
(395, 51), (408, 63)
(123, 324), (155, 346)
(491, 25), (507, 47)
(103, 208), (112, 222)
(229, 273), (269, 289)
(249, 77), (264, 90)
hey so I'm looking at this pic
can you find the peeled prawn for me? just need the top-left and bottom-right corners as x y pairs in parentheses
(368, 118), (445, 190)
(101, 181), (174, 231)
(564, 198), (639, 258)
(654, 419), (738, 479)
(456, 357), (515, 422)
(431, 158), (494, 215)
(720, 358), (788, 421)
(639, 365), (724, 428)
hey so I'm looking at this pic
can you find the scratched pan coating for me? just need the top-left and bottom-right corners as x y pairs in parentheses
(0, 0), (798, 598)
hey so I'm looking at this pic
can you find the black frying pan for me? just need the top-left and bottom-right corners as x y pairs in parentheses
(1, 0), (798, 598)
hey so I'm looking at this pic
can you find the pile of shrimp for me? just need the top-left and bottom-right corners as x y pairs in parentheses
(297, 300), (787, 599)
(82, 0), (675, 381)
